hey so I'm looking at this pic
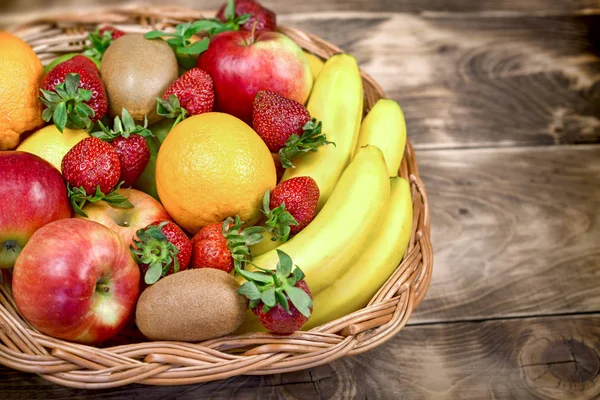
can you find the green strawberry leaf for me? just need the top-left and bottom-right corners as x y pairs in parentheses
(53, 102), (68, 133)
(145, 30), (167, 39)
(279, 119), (334, 168)
(39, 73), (95, 132)
(276, 249), (293, 279)
(239, 282), (262, 300)
(275, 290), (290, 314)
(284, 286), (312, 318)
(224, 0), (236, 21)
(145, 262), (163, 285)
(177, 38), (210, 55)
(261, 189), (298, 243)
(237, 268), (273, 284)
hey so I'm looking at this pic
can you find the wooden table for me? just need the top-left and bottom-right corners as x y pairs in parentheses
(2, 0), (600, 398)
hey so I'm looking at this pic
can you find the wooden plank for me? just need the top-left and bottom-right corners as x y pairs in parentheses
(282, 13), (600, 148)
(1, 315), (599, 399)
(412, 144), (600, 323)
(1, 0), (598, 18)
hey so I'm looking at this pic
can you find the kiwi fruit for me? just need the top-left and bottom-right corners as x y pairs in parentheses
(135, 268), (248, 341)
(100, 33), (178, 124)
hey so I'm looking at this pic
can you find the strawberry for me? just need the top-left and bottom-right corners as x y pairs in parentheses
(91, 109), (153, 187)
(84, 26), (125, 62)
(99, 26), (125, 40)
(238, 250), (312, 334)
(157, 68), (215, 127)
(190, 216), (264, 273)
(131, 221), (192, 285)
(262, 177), (320, 242)
(39, 56), (107, 132)
(61, 137), (133, 217)
(216, 0), (276, 33)
(252, 90), (331, 168)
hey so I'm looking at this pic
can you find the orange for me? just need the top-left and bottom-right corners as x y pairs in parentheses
(0, 31), (45, 150)
(156, 112), (276, 234)
(17, 125), (90, 172)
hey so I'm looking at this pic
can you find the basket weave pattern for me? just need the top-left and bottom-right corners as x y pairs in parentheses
(0, 5), (433, 388)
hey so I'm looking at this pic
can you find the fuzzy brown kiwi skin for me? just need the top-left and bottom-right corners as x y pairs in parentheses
(100, 33), (178, 124)
(135, 268), (249, 342)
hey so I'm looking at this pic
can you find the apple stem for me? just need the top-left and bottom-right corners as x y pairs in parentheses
(96, 279), (111, 294)
(249, 20), (258, 45)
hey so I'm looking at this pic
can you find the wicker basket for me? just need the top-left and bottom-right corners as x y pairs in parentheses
(0, 4), (433, 389)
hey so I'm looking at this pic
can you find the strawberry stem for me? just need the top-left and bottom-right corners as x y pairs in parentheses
(131, 222), (180, 285)
(278, 119), (333, 168)
(261, 188), (298, 242)
(68, 182), (133, 217)
(39, 73), (95, 132)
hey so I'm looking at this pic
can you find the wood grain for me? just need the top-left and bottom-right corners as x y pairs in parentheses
(281, 13), (600, 149)
(412, 144), (600, 323)
(1, 315), (598, 399)
(1, 0), (599, 17)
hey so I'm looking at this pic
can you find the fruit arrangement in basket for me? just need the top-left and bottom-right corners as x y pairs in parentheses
(0, 0), (412, 346)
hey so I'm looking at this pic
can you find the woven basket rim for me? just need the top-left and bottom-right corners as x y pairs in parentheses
(0, 4), (433, 388)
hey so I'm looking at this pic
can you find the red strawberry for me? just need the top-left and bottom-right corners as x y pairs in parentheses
(252, 91), (330, 168)
(238, 250), (312, 334)
(92, 109), (153, 187)
(262, 177), (320, 242)
(62, 137), (133, 217)
(99, 26), (125, 40)
(62, 137), (121, 195)
(190, 216), (264, 273)
(84, 26), (125, 63)
(131, 221), (192, 285)
(216, 0), (276, 33)
(40, 55), (107, 132)
(158, 68), (215, 126)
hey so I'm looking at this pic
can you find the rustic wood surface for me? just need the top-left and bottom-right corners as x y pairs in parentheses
(1, 0), (600, 398)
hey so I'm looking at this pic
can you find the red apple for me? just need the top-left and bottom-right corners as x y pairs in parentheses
(12, 218), (140, 344)
(197, 30), (312, 123)
(0, 151), (71, 269)
(77, 188), (171, 246)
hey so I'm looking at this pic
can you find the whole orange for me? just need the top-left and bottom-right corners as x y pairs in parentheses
(0, 31), (44, 150)
(156, 112), (276, 234)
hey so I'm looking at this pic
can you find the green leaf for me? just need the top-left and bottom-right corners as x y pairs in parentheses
(292, 267), (305, 284)
(53, 102), (68, 132)
(177, 38), (209, 55)
(145, 30), (171, 39)
(276, 249), (293, 278)
(64, 73), (80, 95)
(261, 287), (276, 307)
(239, 282), (262, 300)
(284, 286), (312, 318)
(190, 20), (225, 32)
(237, 268), (273, 284)
(249, 298), (261, 309)
(275, 290), (290, 313)
(41, 107), (53, 122)
(145, 262), (163, 284)
(121, 108), (136, 132)
(236, 14), (252, 25)
(224, 0), (236, 21)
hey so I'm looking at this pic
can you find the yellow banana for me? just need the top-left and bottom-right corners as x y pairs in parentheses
(304, 176), (413, 329)
(235, 146), (390, 333)
(249, 229), (281, 257)
(303, 51), (325, 80)
(355, 99), (407, 177)
(282, 53), (364, 210)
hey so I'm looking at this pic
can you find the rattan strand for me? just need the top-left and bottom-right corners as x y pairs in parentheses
(0, 5), (433, 388)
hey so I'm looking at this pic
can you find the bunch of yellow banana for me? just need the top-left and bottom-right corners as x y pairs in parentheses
(238, 56), (412, 333)
(281, 53), (364, 210)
